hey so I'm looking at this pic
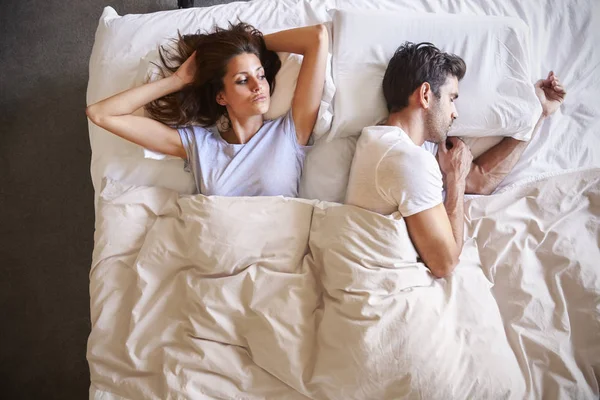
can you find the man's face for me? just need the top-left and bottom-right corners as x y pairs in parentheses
(425, 75), (459, 143)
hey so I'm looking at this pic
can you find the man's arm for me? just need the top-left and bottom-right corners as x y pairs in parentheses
(465, 71), (566, 195)
(444, 175), (466, 251)
(465, 116), (543, 195)
(404, 137), (472, 278)
(404, 203), (460, 278)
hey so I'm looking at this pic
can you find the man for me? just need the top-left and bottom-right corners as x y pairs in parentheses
(345, 42), (566, 278)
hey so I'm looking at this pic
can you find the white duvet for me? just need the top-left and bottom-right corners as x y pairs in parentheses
(89, 168), (600, 399)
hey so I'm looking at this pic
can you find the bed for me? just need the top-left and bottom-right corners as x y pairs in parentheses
(86, 0), (600, 398)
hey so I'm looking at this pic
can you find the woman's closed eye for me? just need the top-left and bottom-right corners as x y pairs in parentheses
(236, 75), (266, 85)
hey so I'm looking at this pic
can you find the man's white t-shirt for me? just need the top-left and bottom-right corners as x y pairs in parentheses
(345, 125), (443, 216)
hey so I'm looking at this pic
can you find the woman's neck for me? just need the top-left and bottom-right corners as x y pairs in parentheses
(222, 113), (264, 144)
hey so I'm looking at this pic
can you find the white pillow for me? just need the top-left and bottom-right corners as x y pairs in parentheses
(136, 43), (335, 160)
(328, 9), (541, 141)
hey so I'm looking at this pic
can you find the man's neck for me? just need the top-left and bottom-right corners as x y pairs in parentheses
(384, 110), (426, 146)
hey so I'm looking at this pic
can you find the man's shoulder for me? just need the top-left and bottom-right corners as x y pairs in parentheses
(360, 124), (406, 139)
(383, 136), (434, 161)
(381, 141), (438, 170)
(357, 125), (411, 152)
(379, 138), (440, 180)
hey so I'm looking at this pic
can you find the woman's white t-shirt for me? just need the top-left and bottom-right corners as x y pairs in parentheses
(178, 111), (310, 197)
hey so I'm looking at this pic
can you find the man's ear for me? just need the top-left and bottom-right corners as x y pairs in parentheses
(419, 82), (432, 109)
(216, 91), (227, 106)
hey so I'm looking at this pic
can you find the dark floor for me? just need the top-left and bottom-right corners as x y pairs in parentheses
(0, 1), (235, 398)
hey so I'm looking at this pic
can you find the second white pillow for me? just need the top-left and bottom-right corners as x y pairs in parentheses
(329, 10), (541, 142)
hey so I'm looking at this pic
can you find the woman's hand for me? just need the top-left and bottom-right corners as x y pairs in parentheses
(535, 71), (567, 117)
(173, 50), (198, 86)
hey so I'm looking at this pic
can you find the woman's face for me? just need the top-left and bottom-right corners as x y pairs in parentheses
(217, 52), (270, 118)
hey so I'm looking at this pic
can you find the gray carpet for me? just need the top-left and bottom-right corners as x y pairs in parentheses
(0, 0), (237, 398)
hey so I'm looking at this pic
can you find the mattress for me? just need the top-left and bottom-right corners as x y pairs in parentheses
(86, 0), (600, 398)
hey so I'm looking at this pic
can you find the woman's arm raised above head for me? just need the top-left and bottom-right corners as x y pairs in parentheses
(263, 25), (329, 145)
(85, 52), (199, 159)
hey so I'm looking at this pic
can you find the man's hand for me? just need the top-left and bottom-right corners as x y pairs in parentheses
(406, 137), (472, 278)
(437, 137), (473, 188)
(535, 71), (567, 117)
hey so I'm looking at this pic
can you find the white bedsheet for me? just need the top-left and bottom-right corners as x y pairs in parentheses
(89, 168), (600, 399)
(464, 169), (600, 399)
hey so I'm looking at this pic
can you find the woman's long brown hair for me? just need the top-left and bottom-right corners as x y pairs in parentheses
(145, 22), (281, 127)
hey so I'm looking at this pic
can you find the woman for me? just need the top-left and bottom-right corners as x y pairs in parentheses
(86, 23), (329, 197)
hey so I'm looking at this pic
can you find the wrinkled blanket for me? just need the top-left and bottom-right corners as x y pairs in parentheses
(89, 168), (600, 399)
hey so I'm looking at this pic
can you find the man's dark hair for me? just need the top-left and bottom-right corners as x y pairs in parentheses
(382, 42), (466, 113)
